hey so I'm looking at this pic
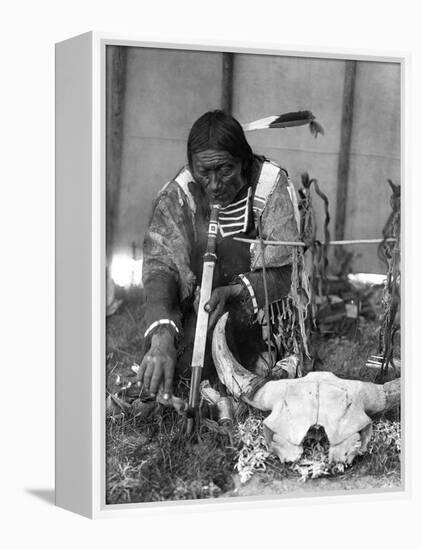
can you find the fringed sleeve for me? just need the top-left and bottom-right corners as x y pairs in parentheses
(236, 266), (293, 314)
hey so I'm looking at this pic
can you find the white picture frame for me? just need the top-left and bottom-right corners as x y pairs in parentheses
(55, 32), (409, 518)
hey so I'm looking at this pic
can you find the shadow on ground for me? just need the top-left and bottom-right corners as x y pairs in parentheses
(26, 489), (55, 505)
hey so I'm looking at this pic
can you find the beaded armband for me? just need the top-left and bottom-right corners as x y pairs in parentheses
(236, 274), (259, 315)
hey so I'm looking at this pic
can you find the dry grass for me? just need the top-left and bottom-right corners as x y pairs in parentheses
(106, 287), (401, 504)
(106, 409), (236, 503)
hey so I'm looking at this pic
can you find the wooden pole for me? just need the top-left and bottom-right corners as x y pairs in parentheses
(106, 45), (127, 259)
(335, 60), (357, 244)
(221, 53), (234, 114)
(233, 236), (396, 247)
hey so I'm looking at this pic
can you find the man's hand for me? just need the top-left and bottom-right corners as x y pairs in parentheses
(137, 328), (176, 399)
(204, 284), (242, 331)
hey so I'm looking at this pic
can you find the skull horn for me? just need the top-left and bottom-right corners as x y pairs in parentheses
(212, 312), (287, 410)
(382, 378), (401, 410)
(360, 377), (401, 415)
(212, 313), (400, 415)
(212, 312), (262, 400)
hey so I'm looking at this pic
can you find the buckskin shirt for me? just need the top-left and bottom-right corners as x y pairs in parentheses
(142, 155), (300, 375)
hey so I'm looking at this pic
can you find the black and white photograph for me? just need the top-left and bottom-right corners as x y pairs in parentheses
(4, 0), (421, 542)
(104, 44), (402, 505)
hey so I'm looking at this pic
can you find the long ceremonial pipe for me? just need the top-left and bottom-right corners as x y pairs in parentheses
(186, 204), (221, 435)
(233, 237), (397, 247)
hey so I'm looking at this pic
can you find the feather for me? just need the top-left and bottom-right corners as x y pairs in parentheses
(242, 110), (324, 138)
(242, 115), (281, 131)
(267, 110), (315, 126)
(309, 119), (324, 138)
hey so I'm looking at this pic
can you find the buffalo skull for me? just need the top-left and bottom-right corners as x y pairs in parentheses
(212, 313), (400, 465)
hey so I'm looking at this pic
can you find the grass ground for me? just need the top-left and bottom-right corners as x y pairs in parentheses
(105, 286), (401, 505)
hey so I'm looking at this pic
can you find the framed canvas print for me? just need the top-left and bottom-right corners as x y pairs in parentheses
(55, 32), (407, 518)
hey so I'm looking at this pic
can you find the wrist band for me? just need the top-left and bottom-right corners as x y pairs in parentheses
(237, 274), (259, 315)
(144, 319), (180, 339)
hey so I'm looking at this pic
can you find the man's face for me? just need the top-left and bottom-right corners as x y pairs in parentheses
(191, 149), (246, 207)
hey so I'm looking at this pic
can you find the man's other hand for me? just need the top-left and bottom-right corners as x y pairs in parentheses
(204, 284), (242, 331)
(137, 329), (176, 399)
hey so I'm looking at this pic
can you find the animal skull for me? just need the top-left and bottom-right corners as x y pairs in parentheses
(212, 313), (400, 465)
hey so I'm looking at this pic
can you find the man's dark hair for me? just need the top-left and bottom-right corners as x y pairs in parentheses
(187, 110), (254, 175)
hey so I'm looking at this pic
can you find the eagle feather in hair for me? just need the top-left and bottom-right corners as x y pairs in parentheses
(242, 110), (324, 138)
